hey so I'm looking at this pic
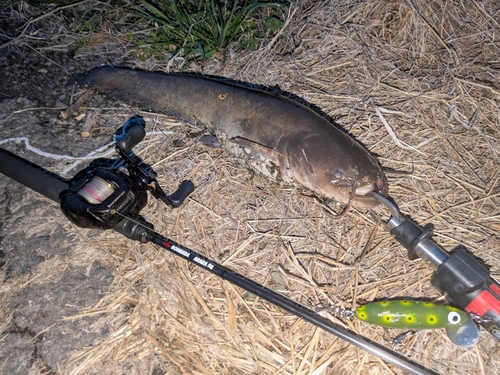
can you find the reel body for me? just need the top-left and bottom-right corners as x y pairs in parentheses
(60, 166), (148, 229)
(58, 115), (194, 234)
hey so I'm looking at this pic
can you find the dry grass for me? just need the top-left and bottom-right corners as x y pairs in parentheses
(2, 0), (500, 374)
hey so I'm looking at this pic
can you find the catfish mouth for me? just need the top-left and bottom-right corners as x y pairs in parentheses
(335, 179), (388, 209)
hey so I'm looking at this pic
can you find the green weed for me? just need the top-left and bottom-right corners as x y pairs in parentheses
(133, 0), (287, 67)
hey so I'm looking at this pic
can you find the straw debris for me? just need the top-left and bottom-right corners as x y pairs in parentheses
(1, 0), (500, 374)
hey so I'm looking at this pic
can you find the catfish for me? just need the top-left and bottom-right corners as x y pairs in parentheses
(73, 66), (388, 209)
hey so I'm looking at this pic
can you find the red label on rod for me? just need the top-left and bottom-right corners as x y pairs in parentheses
(466, 288), (500, 317)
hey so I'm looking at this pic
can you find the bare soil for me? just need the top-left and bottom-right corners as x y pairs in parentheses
(0, 46), (118, 374)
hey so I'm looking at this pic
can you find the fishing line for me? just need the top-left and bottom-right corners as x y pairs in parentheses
(0, 132), (170, 161)
(0, 131), (173, 175)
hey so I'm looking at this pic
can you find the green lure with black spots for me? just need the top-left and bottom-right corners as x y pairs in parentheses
(354, 300), (469, 329)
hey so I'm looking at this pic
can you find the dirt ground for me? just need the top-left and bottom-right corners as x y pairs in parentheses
(1, 1), (500, 375)
(0, 42), (119, 374)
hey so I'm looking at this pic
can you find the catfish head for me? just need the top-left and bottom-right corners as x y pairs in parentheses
(283, 133), (388, 209)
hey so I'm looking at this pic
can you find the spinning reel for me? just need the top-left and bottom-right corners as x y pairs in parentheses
(59, 116), (194, 242)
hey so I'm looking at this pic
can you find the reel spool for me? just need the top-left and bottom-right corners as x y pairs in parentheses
(77, 176), (117, 204)
(60, 168), (148, 230)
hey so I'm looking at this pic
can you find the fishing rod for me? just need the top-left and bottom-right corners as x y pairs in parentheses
(0, 116), (436, 375)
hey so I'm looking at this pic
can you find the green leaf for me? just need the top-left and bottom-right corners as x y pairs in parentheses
(138, 0), (170, 22)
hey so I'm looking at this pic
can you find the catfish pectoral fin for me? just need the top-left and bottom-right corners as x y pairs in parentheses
(228, 136), (289, 182)
(229, 136), (283, 162)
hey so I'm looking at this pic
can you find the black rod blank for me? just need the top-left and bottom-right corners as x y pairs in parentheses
(148, 232), (435, 375)
(0, 147), (69, 202)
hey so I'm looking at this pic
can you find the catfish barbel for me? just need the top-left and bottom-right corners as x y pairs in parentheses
(73, 66), (388, 209)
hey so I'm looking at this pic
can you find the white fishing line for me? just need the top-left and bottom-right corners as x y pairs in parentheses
(0, 136), (116, 160)
(0, 131), (172, 176)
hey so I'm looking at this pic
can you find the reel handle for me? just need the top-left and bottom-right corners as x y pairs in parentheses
(166, 180), (195, 208)
(115, 116), (146, 152)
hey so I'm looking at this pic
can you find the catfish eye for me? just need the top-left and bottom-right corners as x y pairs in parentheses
(448, 311), (462, 325)
(334, 169), (344, 179)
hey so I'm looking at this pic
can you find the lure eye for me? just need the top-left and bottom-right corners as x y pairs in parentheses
(334, 169), (344, 179)
(448, 311), (462, 325)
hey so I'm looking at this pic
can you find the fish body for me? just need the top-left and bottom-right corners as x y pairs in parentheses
(355, 301), (469, 329)
(73, 66), (387, 208)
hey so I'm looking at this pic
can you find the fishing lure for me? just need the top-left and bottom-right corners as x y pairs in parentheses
(349, 300), (479, 346)
(354, 300), (468, 329)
